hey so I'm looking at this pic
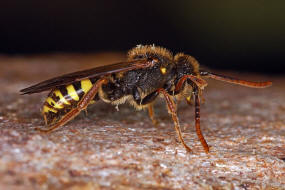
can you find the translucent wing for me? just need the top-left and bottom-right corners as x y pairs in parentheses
(20, 59), (153, 94)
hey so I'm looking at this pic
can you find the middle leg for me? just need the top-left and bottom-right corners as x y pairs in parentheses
(133, 87), (192, 152)
(133, 87), (160, 126)
(147, 104), (159, 126)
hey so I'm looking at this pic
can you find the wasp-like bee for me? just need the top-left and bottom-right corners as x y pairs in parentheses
(20, 45), (272, 153)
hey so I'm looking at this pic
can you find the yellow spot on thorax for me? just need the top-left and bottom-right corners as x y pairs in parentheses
(46, 97), (64, 109)
(81, 79), (93, 93)
(43, 105), (58, 113)
(54, 90), (70, 105)
(66, 84), (79, 101)
(160, 67), (167, 75)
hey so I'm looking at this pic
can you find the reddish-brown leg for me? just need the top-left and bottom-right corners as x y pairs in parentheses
(157, 88), (192, 152)
(194, 89), (210, 153)
(175, 75), (210, 153)
(175, 74), (208, 92)
(36, 78), (107, 133)
(147, 104), (159, 126)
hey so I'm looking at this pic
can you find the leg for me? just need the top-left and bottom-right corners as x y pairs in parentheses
(133, 84), (187, 126)
(174, 75), (209, 153)
(147, 104), (159, 126)
(193, 87), (209, 153)
(175, 75), (208, 92)
(84, 109), (88, 116)
(133, 88), (159, 105)
(133, 88), (160, 125)
(157, 88), (192, 152)
(182, 95), (193, 131)
(36, 79), (107, 132)
(134, 87), (192, 151)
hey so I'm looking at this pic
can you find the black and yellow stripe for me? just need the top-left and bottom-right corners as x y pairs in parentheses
(42, 78), (95, 125)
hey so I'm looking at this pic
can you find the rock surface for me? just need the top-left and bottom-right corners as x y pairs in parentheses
(0, 53), (284, 189)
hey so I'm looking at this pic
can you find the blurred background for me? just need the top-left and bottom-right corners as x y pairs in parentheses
(1, 0), (284, 74)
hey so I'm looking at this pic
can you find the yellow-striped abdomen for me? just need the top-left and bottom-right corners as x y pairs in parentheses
(81, 79), (93, 93)
(42, 78), (95, 125)
(43, 105), (57, 113)
(54, 90), (70, 105)
(46, 97), (64, 109)
(66, 84), (80, 101)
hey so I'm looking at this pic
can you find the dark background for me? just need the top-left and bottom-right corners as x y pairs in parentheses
(1, 1), (284, 74)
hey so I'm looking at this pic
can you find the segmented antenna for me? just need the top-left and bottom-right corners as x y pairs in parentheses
(200, 71), (272, 88)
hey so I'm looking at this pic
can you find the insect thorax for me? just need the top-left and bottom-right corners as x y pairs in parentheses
(99, 45), (176, 104)
(174, 53), (200, 78)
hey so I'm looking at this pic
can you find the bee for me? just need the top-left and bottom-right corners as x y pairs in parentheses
(20, 45), (272, 153)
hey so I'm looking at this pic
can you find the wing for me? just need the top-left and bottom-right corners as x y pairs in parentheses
(20, 59), (153, 94)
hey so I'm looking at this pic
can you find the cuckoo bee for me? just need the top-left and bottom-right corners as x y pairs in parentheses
(20, 45), (272, 153)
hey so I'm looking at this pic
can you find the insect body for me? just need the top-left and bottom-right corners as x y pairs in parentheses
(20, 45), (272, 153)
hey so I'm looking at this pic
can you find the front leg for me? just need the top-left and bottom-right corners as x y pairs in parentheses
(193, 87), (209, 153)
(174, 75), (210, 153)
(157, 88), (192, 152)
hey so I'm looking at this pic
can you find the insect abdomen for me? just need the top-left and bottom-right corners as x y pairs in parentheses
(42, 78), (96, 125)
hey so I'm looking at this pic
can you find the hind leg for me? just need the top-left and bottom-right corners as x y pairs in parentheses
(36, 79), (107, 133)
